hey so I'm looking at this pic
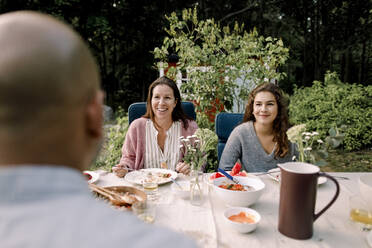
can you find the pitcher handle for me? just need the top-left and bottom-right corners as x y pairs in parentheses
(314, 172), (340, 221)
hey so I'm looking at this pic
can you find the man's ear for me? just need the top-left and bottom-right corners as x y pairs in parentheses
(85, 90), (104, 139)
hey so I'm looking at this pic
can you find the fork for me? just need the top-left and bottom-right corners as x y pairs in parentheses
(253, 170), (280, 176)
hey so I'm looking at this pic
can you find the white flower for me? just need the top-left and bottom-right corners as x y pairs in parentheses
(191, 134), (197, 138)
(180, 145), (184, 148)
(305, 136), (311, 140)
(304, 147), (312, 151)
(286, 124), (306, 142)
(264, 77), (269, 82)
(186, 136), (193, 139)
(292, 155), (297, 161)
(179, 136), (184, 140)
(317, 139), (323, 144)
(311, 131), (319, 136)
(302, 132), (312, 136)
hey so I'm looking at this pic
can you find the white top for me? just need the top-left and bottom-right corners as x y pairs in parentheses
(0, 165), (198, 248)
(145, 119), (181, 170)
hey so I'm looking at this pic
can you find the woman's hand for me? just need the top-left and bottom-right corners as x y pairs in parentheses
(112, 164), (128, 178)
(176, 162), (191, 175)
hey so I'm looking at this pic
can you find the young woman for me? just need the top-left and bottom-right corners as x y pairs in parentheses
(113, 76), (198, 177)
(219, 83), (297, 172)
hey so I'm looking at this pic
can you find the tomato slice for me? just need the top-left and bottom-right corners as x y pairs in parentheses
(231, 162), (241, 176)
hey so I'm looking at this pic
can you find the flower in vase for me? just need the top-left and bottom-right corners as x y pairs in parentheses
(179, 135), (208, 171)
(287, 124), (328, 166)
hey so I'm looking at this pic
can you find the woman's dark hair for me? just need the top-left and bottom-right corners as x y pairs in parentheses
(243, 82), (290, 158)
(143, 76), (192, 128)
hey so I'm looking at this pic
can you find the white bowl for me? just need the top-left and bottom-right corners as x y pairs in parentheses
(171, 181), (190, 199)
(359, 174), (372, 211)
(224, 207), (261, 233)
(213, 177), (265, 207)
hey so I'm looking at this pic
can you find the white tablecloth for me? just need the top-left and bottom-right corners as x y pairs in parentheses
(96, 171), (372, 248)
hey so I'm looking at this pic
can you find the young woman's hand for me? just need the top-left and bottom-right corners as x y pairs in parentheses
(176, 162), (191, 175)
(112, 164), (128, 178)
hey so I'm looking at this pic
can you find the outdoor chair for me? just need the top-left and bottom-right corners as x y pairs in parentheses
(215, 112), (244, 161)
(128, 101), (196, 125)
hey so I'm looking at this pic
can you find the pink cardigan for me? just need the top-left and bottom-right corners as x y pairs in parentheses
(118, 117), (198, 170)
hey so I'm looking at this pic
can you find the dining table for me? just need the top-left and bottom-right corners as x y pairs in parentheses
(94, 171), (372, 248)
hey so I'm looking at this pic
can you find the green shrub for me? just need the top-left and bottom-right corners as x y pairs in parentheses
(90, 113), (129, 171)
(289, 71), (372, 151)
(195, 128), (218, 172)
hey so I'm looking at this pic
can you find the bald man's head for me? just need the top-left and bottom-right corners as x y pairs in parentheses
(0, 11), (100, 134)
(0, 11), (103, 169)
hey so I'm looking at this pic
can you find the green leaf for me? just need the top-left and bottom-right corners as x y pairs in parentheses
(329, 127), (337, 137)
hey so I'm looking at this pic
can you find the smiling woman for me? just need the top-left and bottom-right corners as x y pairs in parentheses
(112, 76), (198, 177)
(219, 82), (298, 172)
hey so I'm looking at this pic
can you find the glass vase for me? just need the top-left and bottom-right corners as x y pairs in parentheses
(190, 169), (203, 206)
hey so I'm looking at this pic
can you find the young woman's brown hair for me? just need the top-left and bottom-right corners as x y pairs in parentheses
(143, 76), (192, 129)
(243, 82), (290, 158)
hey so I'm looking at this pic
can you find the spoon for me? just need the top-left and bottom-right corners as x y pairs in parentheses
(171, 178), (183, 190)
(217, 168), (251, 190)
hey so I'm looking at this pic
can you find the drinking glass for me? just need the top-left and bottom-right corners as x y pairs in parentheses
(349, 195), (372, 231)
(142, 173), (158, 200)
(132, 201), (156, 224)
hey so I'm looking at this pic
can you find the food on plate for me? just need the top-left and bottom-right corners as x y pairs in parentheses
(228, 212), (256, 224)
(90, 185), (146, 210)
(210, 172), (225, 180)
(218, 183), (254, 191)
(143, 172), (171, 184)
(231, 162), (241, 176)
(233, 171), (247, 177)
(209, 162), (247, 180)
(125, 168), (177, 185)
(83, 172), (92, 180)
(117, 191), (141, 205)
(157, 172), (171, 178)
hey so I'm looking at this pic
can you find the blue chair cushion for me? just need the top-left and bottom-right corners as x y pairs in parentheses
(215, 112), (244, 161)
(128, 101), (196, 125)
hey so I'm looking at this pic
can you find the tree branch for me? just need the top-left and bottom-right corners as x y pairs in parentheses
(220, 4), (258, 22)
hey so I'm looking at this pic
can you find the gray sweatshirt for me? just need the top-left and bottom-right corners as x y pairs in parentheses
(219, 121), (298, 172)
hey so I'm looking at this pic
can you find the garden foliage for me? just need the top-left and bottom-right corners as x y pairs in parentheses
(289, 72), (372, 151)
(194, 128), (218, 172)
(91, 114), (129, 171)
(154, 7), (289, 129)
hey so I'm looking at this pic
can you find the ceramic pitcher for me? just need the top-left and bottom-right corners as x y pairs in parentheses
(277, 162), (340, 240)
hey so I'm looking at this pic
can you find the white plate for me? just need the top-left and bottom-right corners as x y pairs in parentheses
(125, 168), (177, 185)
(83, 171), (99, 184)
(267, 168), (327, 185)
